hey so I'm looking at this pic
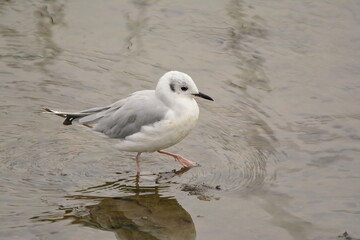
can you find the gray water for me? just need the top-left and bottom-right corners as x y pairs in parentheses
(1, 1), (359, 239)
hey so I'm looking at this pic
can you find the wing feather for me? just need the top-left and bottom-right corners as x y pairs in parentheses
(45, 90), (168, 138)
(93, 90), (168, 139)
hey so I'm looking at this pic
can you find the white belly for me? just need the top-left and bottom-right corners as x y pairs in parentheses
(117, 101), (199, 152)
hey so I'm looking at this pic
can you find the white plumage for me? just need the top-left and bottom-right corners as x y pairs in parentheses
(44, 71), (213, 174)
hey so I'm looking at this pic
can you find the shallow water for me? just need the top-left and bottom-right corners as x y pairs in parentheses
(1, 0), (359, 239)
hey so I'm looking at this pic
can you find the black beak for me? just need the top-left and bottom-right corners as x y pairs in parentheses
(193, 92), (214, 101)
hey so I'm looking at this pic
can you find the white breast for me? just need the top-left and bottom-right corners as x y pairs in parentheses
(117, 99), (199, 153)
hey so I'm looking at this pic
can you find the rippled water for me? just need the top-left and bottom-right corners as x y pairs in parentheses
(1, 1), (359, 239)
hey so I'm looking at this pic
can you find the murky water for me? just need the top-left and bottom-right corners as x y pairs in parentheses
(1, 0), (359, 239)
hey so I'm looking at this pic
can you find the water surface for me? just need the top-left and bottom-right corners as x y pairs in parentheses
(1, 0), (359, 239)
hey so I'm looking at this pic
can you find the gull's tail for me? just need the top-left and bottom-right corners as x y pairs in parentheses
(42, 107), (89, 126)
(42, 104), (113, 128)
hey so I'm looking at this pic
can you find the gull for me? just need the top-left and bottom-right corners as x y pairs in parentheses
(44, 71), (213, 174)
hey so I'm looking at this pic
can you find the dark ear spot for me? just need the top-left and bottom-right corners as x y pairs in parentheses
(169, 83), (175, 92)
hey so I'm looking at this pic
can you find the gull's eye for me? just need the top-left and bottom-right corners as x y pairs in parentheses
(181, 86), (188, 91)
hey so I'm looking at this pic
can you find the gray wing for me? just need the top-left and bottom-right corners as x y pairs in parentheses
(91, 90), (168, 139)
(44, 99), (126, 126)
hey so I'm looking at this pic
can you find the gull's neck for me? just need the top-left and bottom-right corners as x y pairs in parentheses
(156, 89), (198, 116)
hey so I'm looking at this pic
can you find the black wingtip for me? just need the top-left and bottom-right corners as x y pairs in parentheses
(63, 117), (74, 125)
(43, 106), (77, 125)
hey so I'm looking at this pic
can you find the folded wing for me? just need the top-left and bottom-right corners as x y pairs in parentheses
(44, 90), (168, 139)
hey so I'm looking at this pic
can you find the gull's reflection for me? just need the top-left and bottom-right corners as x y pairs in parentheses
(34, 169), (196, 240)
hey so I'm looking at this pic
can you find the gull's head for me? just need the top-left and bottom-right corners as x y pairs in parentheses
(156, 71), (214, 104)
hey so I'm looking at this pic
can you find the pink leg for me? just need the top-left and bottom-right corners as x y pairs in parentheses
(157, 150), (198, 167)
(135, 152), (141, 175)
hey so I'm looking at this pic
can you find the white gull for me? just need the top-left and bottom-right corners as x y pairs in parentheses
(44, 71), (213, 174)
